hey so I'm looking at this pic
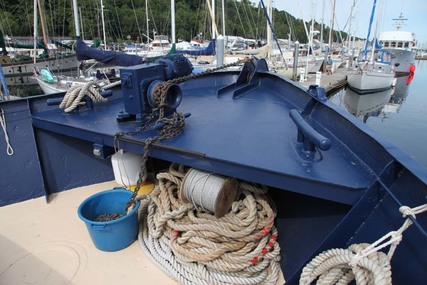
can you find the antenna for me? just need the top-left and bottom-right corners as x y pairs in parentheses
(392, 13), (407, 30)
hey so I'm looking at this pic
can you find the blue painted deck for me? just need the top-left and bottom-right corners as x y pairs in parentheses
(31, 72), (389, 206)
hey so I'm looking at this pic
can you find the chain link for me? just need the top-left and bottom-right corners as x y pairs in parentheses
(118, 58), (251, 211)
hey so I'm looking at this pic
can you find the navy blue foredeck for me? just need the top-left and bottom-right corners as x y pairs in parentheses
(31, 71), (390, 205)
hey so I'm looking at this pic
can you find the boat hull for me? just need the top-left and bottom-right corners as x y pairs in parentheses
(34, 76), (66, 94)
(347, 69), (395, 94)
(382, 48), (415, 75)
(1, 54), (78, 85)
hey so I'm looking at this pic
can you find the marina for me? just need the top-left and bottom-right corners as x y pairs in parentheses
(1, 54), (427, 284)
(1, 1), (427, 284)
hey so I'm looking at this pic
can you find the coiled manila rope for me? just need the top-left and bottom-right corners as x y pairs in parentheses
(299, 203), (427, 285)
(59, 81), (107, 113)
(137, 164), (282, 285)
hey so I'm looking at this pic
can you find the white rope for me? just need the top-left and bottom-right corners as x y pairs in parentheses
(0, 108), (14, 155)
(299, 203), (427, 285)
(59, 81), (107, 113)
(102, 79), (121, 89)
(182, 168), (235, 215)
(137, 164), (281, 285)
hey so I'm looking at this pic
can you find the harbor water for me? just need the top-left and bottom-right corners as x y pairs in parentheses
(8, 60), (427, 169)
(329, 60), (427, 168)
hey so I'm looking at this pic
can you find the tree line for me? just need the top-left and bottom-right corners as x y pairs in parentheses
(0, 0), (346, 44)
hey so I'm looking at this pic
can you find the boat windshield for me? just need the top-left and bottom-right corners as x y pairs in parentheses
(358, 50), (392, 64)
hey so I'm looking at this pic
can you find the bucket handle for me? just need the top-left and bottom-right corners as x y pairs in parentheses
(90, 223), (109, 230)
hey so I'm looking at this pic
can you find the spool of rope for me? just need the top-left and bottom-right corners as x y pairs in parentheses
(180, 168), (238, 218)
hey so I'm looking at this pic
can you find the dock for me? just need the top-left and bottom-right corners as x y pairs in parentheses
(297, 66), (348, 96)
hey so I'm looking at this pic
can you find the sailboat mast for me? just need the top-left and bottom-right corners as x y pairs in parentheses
(320, 0), (324, 44)
(146, 0), (149, 44)
(79, 7), (84, 40)
(221, 0), (225, 36)
(328, 0), (336, 53)
(211, 0), (215, 39)
(33, 0), (38, 65)
(364, 0), (377, 52)
(72, 0), (81, 38)
(205, 0), (218, 39)
(37, 0), (48, 50)
(171, 0), (176, 44)
(370, 0), (381, 63)
(266, 0), (272, 58)
(100, 0), (107, 48)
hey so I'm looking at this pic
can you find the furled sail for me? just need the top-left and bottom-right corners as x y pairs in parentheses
(75, 38), (144, 66)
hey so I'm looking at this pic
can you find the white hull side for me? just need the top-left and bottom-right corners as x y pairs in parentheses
(382, 48), (415, 74)
(348, 70), (394, 93)
(34, 77), (66, 94)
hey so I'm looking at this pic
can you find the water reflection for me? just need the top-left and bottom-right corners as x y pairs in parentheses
(331, 73), (413, 123)
(383, 75), (411, 114)
(344, 88), (393, 123)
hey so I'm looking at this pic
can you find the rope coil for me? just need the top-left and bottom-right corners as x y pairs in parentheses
(60, 81), (107, 113)
(299, 203), (427, 285)
(138, 164), (282, 285)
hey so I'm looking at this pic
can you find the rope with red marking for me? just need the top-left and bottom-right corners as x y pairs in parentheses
(137, 164), (282, 285)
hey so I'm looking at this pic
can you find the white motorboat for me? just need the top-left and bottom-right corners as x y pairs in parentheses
(378, 13), (416, 75)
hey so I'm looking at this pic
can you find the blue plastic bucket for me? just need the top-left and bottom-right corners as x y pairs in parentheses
(77, 188), (140, 252)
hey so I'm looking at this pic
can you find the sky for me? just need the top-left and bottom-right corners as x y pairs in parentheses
(271, 0), (427, 47)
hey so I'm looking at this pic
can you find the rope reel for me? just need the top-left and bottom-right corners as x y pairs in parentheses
(180, 168), (238, 218)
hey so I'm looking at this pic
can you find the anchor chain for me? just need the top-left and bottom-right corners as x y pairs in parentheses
(119, 58), (252, 212)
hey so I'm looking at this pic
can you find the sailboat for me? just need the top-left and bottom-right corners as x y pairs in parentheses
(347, 0), (395, 94)
(0, 1), (78, 87)
(34, 0), (143, 94)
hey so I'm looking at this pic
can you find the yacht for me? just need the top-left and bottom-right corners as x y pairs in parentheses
(378, 13), (417, 76)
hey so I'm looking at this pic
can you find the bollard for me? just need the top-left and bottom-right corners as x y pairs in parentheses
(216, 35), (224, 67)
(315, 71), (322, 85)
(292, 41), (299, 81)
(299, 68), (305, 82)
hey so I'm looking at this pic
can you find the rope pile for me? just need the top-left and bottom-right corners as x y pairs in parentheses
(137, 164), (282, 285)
(299, 203), (427, 285)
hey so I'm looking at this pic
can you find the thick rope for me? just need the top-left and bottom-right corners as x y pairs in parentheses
(299, 203), (427, 285)
(0, 108), (14, 155)
(137, 164), (282, 285)
(59, 81), (107, 113)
